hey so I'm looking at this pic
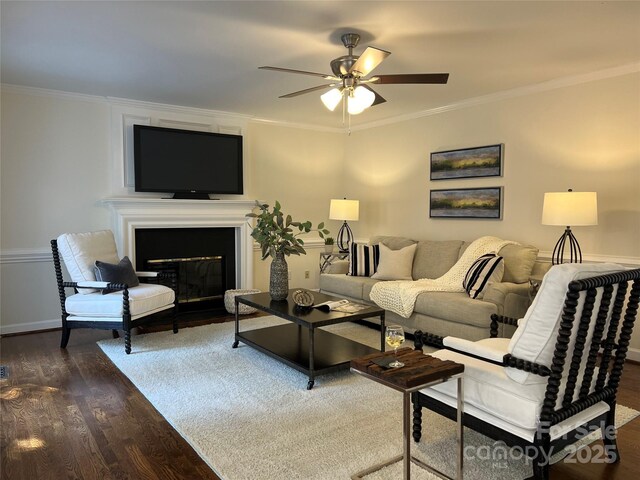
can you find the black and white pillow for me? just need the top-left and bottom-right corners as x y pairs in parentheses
(463, 254), (505, 299)
(94, 256), (140, 294)
(348, 243), (380, 277)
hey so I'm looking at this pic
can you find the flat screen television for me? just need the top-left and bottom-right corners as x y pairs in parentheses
(133, 125), (243, 199)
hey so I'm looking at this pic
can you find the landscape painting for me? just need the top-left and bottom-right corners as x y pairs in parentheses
(430, 144), (503, 180)
(430, 187), (502, 219)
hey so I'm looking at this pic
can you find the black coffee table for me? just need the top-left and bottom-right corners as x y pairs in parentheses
(232, 290), (385, 389)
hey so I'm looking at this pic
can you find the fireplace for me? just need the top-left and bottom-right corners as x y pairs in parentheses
(135, 227), (235, 311)
(101, 197), (256, 311)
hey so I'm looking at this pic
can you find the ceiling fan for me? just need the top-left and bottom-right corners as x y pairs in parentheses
(259, 33), (449, 116)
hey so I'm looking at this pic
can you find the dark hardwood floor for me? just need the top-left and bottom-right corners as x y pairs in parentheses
(2, 315), (639, 480)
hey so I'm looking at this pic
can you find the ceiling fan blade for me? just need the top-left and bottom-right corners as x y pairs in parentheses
(279, 84), (334, 98)
(259, 66), (339, 81)
(348, 47), (391, 77)
(370, 73), (449, 84)
(361, 85), (386, 106)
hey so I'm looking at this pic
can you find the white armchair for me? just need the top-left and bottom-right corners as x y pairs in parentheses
(412, 263), (640, 479)
(51, 230), (178, 354)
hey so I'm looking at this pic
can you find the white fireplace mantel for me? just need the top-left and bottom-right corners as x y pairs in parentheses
(101, 197), (257, 288)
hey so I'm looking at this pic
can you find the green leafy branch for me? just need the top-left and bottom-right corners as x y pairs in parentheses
(246, 201), (331, 260)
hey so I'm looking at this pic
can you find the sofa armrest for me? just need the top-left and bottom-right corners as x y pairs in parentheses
(482, 282), (529, 314)
(325, 260), (349, 274)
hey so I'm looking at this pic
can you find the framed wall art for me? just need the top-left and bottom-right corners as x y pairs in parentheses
(430, 144), (503, 180)
(430, 187), (502, 219)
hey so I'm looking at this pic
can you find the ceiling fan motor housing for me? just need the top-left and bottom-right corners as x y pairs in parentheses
(330, 33), (362, 77)
(331, 56), (358, 77)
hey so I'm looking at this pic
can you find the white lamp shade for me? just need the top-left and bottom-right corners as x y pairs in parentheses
(320, 88), (343, 111)
(329, 199), (359, 221)
(542, 191), (598, 226)
(347, 86), (375, 115)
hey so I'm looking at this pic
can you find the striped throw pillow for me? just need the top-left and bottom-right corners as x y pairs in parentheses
(348, 243), (380, 277)
(463, 254), (505, 299)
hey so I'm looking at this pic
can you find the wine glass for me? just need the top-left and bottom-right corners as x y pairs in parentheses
(385, 325), (405, 368)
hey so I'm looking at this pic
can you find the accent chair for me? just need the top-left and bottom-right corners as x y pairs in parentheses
(52, 230), (178, 354)
(412, 263), (640, 479)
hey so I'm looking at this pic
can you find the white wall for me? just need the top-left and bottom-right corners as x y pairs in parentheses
(2, 71), (639, 353)
(0, 88), (347, 333)
(345, 72), (640, 261)
(343, 72), (640, 351)
(1, 90), (113, 332)
(246, 122), (347, 292)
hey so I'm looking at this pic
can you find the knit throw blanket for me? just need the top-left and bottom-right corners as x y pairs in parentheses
(369, 236), (516, 318)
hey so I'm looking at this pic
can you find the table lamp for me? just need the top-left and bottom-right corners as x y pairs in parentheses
(329, 198), (359, 252)
(542, 189), (598, 265)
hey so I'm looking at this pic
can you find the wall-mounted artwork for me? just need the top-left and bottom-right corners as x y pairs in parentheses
(430, 144), (503, 180)
(430, 187), (502, 219)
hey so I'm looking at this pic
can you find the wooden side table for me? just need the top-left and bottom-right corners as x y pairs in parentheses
(529, 273), (545, 301)
(351, 349), (464, 480)
(319, 251), (349, 273)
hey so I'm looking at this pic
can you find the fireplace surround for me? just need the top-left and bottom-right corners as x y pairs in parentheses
(101, 197), (256, 295)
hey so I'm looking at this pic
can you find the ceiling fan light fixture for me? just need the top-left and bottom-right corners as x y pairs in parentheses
(347, 86), (375, 115)
(347, 97), (365, 115)
(354, 86), (375, 108)
(320, 88), (343, 111)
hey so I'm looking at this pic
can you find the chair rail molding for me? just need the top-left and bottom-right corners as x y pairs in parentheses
(100, 197), (257, 289)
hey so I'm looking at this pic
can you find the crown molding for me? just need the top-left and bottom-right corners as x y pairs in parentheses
(349, 62), (640, 132)
(1, 84), (253, 123)
(1, 83), (108, 104)
(248, 116), (344, 134)
(106, 96), (254, 121)
(4, 62), (638, 134)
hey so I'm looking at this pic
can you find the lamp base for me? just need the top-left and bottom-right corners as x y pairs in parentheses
(551, 227), (582, 265)
(336, 221), (353, 253)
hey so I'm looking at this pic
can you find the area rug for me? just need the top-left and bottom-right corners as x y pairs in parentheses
(97, 317), (639, 480)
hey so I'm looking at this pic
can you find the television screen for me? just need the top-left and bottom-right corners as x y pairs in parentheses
(133, 125), (243, 198)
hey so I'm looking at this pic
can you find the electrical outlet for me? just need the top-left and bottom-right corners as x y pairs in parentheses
(288, 270), (292, 280)
(304, 270), (310, 279)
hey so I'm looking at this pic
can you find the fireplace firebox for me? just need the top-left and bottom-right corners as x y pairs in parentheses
(135, 228), (236, 312)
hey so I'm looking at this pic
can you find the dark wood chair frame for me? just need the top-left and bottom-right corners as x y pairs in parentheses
(52, 239), (179, 354)
(412, 268), (640, 480)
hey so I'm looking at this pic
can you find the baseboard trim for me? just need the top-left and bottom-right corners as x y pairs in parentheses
(627, 348), (640, 363)
(1, 319), (60, 335)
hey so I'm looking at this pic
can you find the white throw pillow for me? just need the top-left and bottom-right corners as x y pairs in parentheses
(371, 243), (417, 281)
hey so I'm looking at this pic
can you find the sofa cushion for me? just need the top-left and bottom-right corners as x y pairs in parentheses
(362, 277), (383, 302)
(372, 243), (417, 280)
(463, 254), (504, 299)
(348, 243), (380, 277)
(319, 274), (371, 301)
(370, 236), (416, 250)
(498, 244), (539, 284)
(57, 230), (120, 295)
(413, 291), (498, 327)
(412, 240), (465, 280)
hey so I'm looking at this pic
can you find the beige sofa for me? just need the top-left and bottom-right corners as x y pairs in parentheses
(319, 236), (550, 344)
